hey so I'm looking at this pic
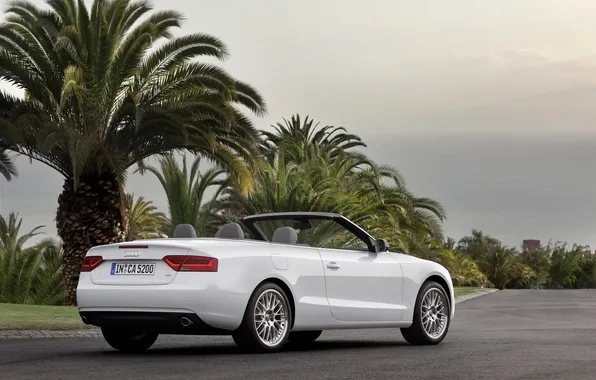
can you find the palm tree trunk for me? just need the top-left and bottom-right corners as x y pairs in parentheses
(56, 174), (127, 306)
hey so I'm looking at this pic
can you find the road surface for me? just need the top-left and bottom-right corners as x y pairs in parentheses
(1, 290), (596, 380)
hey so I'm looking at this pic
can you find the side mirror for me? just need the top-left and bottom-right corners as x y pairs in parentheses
(375, 238), (389, 252)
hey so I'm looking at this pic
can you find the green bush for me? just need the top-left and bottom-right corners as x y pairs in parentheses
(0, 213), (65, 305)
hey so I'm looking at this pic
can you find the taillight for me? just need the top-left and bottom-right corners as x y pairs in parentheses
(81, 256), (104, 272)
(163, 256), (185, 271)
(163, 255), (218, 272)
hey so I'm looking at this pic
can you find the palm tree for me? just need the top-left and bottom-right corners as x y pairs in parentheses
(217, 150), (345, 218)
(0, 238), (66, 305)
(144, 153), (228, 237)
(0, 212), (44, 254)
(0, 148), (17, 181)
(217, 146), (446, 252)
(0, 213), (65, 305)
(0, 101), (20, 181)
(258, 114), (408, 187)
(125, 193), (167, 240)
(260, 114), (368, 164)
(216, 151), (362, 246)
(387, 192), (447, 253)
(437, 249), (487, 286)
(441, 237), (458, 251)
(478, 245), (534, 289)
(458, 229), (502, 261)
(0, 0), (266, 304)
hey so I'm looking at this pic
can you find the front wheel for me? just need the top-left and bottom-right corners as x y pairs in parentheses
(232, 282), (292, 353)
(101, 328), (158, 353)
(400, 281), (451, 345)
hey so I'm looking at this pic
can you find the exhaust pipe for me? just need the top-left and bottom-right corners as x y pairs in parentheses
(180, 316), (194, 327)
(81, 316), (88, 324)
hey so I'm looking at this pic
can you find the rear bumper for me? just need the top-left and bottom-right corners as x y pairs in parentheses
(80, 311), (231, 335)
(76, 273), (250, 331)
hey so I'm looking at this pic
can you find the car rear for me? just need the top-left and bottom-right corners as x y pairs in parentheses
(79, 242), (217, 286)
(76, 240), (233, 334)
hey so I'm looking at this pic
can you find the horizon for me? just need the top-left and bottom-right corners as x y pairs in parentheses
(2, 131), (595, 251)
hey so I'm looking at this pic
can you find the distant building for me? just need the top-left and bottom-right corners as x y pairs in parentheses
(522, 239), (540, 250)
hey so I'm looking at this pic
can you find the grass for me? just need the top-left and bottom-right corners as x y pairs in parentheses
(0, 287), (490, 330)
(0, 303), (86, 330)
(454, 286), (485, 296)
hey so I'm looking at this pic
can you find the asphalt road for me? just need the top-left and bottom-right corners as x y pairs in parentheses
(2, 290), (596, 380)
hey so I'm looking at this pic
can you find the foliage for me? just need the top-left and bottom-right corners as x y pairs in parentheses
(125, 193), (167, 240)
(216, 115), (445, 252)
(0, 0), (268, 304)
(0, 0), (267, 193)
(477, 245), (534, 290)
(438, 230), (596, 290)
(513, 246), (552, 288)
(142, 154), (228, 237)
(260, 114), (370, 166)
(0, 148), (17, 181)
(437, 249), (487, 286)
(0, 213), (64, 305)
(548, 243), (584, 289)
(457, 229), (502, 261)
(576, 252), (596, 288)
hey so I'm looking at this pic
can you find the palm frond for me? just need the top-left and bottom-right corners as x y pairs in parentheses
(0, 0), (265, 192)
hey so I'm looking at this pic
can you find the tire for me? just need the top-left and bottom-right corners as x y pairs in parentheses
(101, 327), (158, 353)
(400, 280), (451, 345)
(232, 282), (293, 353)
(287, 330), (322, 346)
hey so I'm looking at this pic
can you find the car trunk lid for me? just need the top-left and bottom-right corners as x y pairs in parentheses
(87, 242), (192, 285)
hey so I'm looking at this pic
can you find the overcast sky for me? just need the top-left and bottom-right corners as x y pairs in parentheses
(2, 0), (596, 249)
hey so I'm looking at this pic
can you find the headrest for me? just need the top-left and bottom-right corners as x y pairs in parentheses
(173, 224), (197, 238)
(272, 226), (298, 245)
(215, 223), (244, 239)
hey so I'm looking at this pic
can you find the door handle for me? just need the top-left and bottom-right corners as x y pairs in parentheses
(327, 261), (340, 269)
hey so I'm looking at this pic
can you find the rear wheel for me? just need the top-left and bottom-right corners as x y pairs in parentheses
(400, 280), (451, 345)
(101, 328), (158, 353)
(232, 282), (292, 353)
(288, 330), (322, 347)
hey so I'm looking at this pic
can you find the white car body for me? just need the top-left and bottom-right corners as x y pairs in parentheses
(77, 212), (454, 352)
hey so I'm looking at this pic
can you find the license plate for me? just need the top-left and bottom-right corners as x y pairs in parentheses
(110, 263), (155, 275)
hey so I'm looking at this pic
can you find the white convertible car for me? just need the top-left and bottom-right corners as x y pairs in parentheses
(77, 212), (454, 353)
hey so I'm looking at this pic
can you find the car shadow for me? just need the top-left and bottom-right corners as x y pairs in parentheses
(98, 339), (411, 357)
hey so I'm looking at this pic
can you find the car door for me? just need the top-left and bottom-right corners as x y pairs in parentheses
(317, 246), (404, 322)
(267, 241), (334, 328)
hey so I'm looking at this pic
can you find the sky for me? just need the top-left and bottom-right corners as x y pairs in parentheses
(2, 0), (596, 249)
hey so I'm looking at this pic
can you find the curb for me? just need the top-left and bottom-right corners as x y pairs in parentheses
(1, 289), (499, 340)
(454, 288), (499, 304)
(0, 328), (101, 339)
